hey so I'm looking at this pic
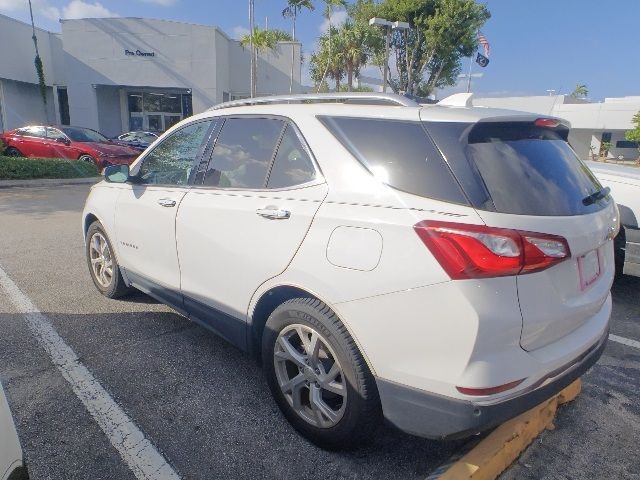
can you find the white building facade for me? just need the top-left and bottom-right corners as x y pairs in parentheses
(473, 94), (640, 161)
(0, 14), (302, 137)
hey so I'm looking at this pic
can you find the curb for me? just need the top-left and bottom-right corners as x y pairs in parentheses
(435, 379), (582, 480)
(0, 177), (100, 189)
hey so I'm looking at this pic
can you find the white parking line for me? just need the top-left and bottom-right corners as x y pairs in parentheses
(609, 334), (640, 350)
(0, 265), (180, 480)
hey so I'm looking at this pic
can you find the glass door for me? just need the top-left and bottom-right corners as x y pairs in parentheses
(146, 114), (163, 132)
(127, 91), (191, 134)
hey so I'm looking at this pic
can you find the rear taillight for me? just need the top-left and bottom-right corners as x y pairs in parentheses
(413, 221), (570, 279)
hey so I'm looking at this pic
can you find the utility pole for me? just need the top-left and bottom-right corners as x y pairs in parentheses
(369, 18), (409, 93)
(249, 0), (256, 98)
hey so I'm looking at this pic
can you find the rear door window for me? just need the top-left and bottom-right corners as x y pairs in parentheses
(202, 117), (285, 189)
(426, 121), (609, 216)
(318, 116), (468, 204)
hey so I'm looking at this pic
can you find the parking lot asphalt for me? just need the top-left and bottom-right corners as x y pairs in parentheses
(0, 184), (638, 480)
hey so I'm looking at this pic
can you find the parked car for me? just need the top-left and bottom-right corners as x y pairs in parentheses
(113, 131), (159, 152)
(82, 93), (616, 449)
(585, 160), (640, 276)
(0, 382), (27, 480)
(1, 126), (140, 170)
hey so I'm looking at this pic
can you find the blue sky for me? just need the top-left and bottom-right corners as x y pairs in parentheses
(1, 0), (637, 100)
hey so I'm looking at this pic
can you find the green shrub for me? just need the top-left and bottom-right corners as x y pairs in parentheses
(0, 156), (99, 180)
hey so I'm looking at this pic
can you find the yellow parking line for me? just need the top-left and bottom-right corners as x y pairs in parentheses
(437, 379), (581, 480)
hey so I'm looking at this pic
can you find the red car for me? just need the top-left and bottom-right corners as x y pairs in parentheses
(1, 125), (140, 169)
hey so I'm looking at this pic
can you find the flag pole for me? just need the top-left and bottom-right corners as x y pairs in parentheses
(467, 29), (479, 93)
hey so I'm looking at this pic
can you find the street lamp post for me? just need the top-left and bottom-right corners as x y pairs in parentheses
(369, 18), (410, 93)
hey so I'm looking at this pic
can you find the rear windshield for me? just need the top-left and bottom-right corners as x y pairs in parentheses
(318, 116), (468, 205)
(425, 121), (610, 216)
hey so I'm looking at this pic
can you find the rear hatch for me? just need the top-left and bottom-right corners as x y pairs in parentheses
(424, 115), (618, 351)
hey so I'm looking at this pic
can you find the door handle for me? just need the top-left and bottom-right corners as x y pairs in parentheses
(157, 198), (177, 208)
(256, 207), (291, 220)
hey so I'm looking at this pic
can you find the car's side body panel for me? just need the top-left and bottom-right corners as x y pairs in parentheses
(586, 161), (640, 276)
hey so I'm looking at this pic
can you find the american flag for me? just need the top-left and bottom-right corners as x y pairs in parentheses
(477, 32), (490, 57)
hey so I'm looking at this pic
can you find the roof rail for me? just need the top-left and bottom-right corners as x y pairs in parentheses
(209, 92), (420, 110)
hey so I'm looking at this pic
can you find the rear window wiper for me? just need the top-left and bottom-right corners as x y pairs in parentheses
(582, 186), (610, 206)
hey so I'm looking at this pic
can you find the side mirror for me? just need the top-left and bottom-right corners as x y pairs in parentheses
(104, 164), (130, 183)
(56, 137), (71, 146)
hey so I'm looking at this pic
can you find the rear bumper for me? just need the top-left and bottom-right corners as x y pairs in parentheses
(376, 327), (608, 440)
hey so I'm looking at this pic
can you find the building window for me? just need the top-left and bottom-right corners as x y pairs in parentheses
(57, 87), (70, 125)
(601, 132), (612, 143)
(127, 91), (192, 133)
(616, 140), (639, 149)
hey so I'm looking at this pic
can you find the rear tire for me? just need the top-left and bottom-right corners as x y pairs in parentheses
(79, 154), (98, 168)
(5, 147), (22, 157)
(86, 221), (132, 298)
(262, 297), (381, 450)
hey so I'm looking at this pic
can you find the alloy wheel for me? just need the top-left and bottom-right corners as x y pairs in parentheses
(274, 324), (347, 428)
(89, 232), (114, 288)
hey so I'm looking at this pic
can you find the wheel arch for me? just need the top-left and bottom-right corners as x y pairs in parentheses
(249, 284), (316, 361)
(247, 283), (376, 376)
(83, 212), (100, 239)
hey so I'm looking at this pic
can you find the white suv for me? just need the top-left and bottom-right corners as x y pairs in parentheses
(82, 93), (617, 449)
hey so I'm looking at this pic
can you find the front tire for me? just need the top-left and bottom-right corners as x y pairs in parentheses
(262, 297), (382, 450)
(86, 221), (132, 298)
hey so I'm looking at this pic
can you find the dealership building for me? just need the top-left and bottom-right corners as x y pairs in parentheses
(0, 14), (301, 137)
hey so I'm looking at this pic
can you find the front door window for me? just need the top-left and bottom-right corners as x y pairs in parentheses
(136, 120), (213, 186)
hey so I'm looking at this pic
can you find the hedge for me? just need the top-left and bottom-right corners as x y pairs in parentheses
(0, 156), (99, 180)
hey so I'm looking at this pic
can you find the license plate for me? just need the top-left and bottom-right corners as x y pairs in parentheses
(578, 249), (601, 290)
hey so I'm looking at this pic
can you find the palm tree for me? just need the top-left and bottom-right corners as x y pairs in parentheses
(338, 20), (375, 91)
(282, 0), (315, 93)
(28, 0), (48, 121)
(570, 84), (588, 99)
(310, 25), (345, 91)
(317, 0), (346, 92)
(240, 28), (293, 95)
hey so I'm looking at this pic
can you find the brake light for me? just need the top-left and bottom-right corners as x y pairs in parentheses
(413, 221), (570, 279)
(456, 379), (525, 396)
(535, 118), (561, 128)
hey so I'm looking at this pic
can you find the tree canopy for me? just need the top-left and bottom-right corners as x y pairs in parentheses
(354, 0), (489, 94)
(625, 111), (640, 163)
(570, 84), (589, 99)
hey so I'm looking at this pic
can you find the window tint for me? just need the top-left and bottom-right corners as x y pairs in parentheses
(60, 127), (108, 143)
(137, 120), (212, 186)
(319, 117), (467, 204)
(426, 121), (610, 216)
(267, 125), (316, 188)
(21, 126), (45, 138)
(46, 127), (67, 141)
(465, 122), (608, 216)
(203, 118), (284, 189)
